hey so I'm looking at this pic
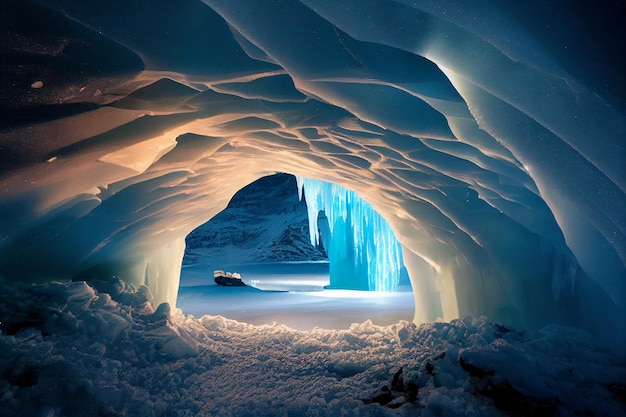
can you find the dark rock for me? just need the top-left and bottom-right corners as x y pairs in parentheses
(391, 367), (404, 391)
(184, 173), (327, 264)
(425, 361), (437, 376)
(363, 386), (394, 406)
(405, 381), (419, 402)
(362, 367), (418, 408)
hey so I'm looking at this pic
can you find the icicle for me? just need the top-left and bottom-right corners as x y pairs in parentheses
(297, 177), (403, 292)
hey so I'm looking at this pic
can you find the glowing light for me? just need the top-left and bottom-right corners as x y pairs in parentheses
(296, 177), (404, 292)
(98, 134), (178, 173)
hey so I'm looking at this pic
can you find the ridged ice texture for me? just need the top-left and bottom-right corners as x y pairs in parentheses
(297, 177), (403, 291)
(0, 0), (623, 339)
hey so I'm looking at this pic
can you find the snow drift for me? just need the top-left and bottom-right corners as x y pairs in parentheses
(1, 278), (625, 416)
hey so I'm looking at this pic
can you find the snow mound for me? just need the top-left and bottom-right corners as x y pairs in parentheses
(1, 279), (624, 416)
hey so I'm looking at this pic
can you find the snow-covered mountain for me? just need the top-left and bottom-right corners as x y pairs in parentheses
(183, 173), (327, 265)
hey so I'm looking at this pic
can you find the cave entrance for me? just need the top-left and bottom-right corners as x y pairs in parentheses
(176, 173), (413, 330)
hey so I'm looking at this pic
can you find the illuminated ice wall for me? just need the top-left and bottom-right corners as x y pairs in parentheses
(297, 177), (403, 291)
(0, 0), (624, 349)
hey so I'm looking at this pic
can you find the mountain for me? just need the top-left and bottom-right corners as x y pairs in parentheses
(183, 173), (327, 265)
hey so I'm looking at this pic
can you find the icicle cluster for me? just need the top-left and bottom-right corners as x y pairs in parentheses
(296, 177), (403, 292)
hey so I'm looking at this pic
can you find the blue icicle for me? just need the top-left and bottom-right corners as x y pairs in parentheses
(296, 177), (403, 291)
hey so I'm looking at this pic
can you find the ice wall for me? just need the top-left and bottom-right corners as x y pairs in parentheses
(0, 0), (623, 347)
(296, 177), (403, 291)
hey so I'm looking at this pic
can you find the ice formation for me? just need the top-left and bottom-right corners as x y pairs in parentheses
(0, 0), (624, 351)
(1, 1), (626, 414)
(296, 176), (404, 291)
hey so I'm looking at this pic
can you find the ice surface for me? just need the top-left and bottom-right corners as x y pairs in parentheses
(0, 0), (624, 355)
(297, 177), (404, 291)
(177, 285), (415, 331)
(177, 260), (413, 330)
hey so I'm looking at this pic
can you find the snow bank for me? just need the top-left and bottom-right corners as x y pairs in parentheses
(1, 279), (624, 416)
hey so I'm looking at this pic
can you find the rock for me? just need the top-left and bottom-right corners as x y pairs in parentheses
(184, 173), (327, 265)
(362, 367), (418, 408)
(362, 386), (394, 406)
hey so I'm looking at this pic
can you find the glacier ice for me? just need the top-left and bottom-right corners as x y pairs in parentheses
(0, 0), (623, 352)
(296, 176), (403, 292)
(1, 1), (626, 414)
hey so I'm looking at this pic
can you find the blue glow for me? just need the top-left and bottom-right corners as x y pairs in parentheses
(296, 177), (404, 292)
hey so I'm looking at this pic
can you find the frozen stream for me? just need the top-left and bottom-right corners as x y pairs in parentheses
(177, 261), (414, 331)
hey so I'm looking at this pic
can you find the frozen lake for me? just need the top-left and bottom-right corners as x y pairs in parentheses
(177, 261), (415, 331)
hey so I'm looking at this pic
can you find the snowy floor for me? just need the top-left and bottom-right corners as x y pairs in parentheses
(1, 277), (625, 417)
(177, 261), (415, 330)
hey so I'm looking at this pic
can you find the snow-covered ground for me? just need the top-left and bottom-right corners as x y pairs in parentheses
(1, 277), (625, 417)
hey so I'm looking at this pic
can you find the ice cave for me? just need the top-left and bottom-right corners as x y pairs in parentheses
(0, 1), (624, 416)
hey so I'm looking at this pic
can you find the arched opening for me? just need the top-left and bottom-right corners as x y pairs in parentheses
(0, 84), (609, 335)
(1, 1), (625, 416)
(176, 173), (414, 330)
